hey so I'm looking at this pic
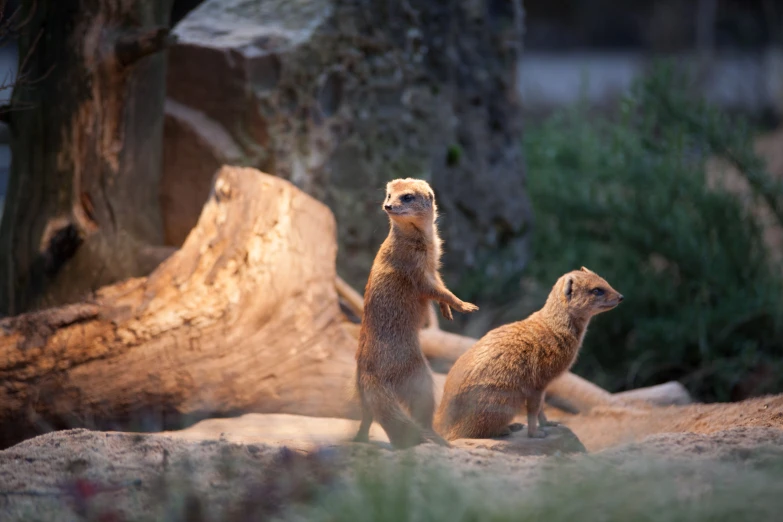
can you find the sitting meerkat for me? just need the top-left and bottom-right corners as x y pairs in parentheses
(353, 178), (479, 449)
(434, 267), (623, 440)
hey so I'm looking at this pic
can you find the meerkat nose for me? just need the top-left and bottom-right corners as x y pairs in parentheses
(618, 295), (624, 302)
(384, 204), (392, 210)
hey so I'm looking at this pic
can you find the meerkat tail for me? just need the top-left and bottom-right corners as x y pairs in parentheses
(363, 382), (449, 448)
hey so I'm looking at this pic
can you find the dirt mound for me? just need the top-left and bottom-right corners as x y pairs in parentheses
(555, 394), (783, 451)
(2, 396), (783, 521)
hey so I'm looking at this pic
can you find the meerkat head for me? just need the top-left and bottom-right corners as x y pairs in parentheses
(383, 178), (437, 225)
(558, 266), (623, 317)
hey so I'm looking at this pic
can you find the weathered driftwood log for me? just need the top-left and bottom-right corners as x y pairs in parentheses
(336, 280), (627, 412)
(0, 168), (358, 449)
(614, 381), (693, 407)
(418, 329), (693, 411)
(339, 322), (623, 412)
(338, 286), (692, 412)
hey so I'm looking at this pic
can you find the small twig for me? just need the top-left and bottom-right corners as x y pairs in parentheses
(115, 27), (176, 67)
(18, 29), (54, 86)
(335, 275), (364, 319)
(335, 275), (443, 331)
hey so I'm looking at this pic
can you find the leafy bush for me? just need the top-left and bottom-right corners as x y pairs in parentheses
(524, 64), (783, 401)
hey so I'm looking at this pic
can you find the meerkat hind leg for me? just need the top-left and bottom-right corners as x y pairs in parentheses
(526, 391), (548, 439)
(537, 392), (560, 427)
(352, 403), (373, 443)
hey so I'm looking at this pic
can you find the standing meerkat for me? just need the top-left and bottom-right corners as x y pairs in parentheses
(434, 267), (623, 440)
(353, 178), (479, 449)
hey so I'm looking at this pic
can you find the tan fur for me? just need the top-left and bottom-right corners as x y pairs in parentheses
(434, 267), (623, 440)
(353, 178), (479, 449)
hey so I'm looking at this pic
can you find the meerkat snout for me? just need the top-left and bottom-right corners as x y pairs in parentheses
(382, 178), (436, 221)
(563, 266), (624, 314)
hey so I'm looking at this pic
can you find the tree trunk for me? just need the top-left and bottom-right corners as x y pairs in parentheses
(0, 167), (359, 449)
(0, 0), (175, 316)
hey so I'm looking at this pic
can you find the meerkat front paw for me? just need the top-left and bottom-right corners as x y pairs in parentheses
(456, 301), (479, 314)
(540, 420), (560, 427)
(439, 302), (453, 321)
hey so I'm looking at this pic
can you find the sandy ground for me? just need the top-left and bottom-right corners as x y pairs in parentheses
(1, 394), (782, 521)
(552, 394), (783, 451)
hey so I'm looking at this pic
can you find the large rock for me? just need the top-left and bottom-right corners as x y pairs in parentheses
(164, 0), (530, 299)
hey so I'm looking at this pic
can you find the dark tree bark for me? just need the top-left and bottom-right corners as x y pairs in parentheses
(0, 0), (175, 316)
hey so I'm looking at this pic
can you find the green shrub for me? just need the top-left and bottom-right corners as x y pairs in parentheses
(524, 64), (783, 401)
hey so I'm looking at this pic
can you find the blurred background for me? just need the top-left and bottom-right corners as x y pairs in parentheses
(0, 0), (781, 404)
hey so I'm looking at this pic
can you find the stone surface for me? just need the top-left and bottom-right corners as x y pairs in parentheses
(160, 99), (245, 246)
(451, 424), (587, 456)
(164, 0), (530, 300)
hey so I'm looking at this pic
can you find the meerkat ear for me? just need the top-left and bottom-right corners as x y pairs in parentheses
(580, 266), (594, 274)
(564, 277), (573, 300)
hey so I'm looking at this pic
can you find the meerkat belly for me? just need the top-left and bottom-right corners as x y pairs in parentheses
(360, 299), (427, 375)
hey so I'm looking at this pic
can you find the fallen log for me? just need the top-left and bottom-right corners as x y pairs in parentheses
(339, 289), (692, 412)
(337, 285), (628, 412)
(614, 381), (693, 407)
(0, 168), (358, 449)
(419, 329), (693, 411)
(420, 330), (627, 412)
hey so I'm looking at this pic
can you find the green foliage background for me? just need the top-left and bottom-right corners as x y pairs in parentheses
(523, 65), (783, 402)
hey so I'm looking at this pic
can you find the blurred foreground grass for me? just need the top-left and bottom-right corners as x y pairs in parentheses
(6, 432), (783, 522)
(284, 448), (783, 522)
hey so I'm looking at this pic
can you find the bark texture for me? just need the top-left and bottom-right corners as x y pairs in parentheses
(0, 168), (358, 449)
(0, 0), (175, 316)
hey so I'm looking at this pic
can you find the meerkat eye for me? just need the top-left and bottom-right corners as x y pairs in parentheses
(401, 194), (415, 203)
(591, 288), (605, 296)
